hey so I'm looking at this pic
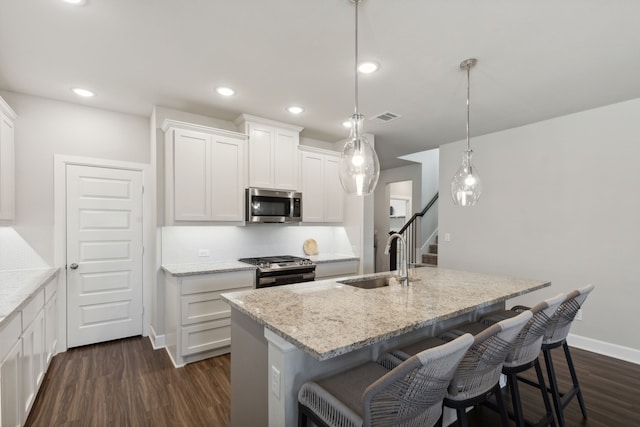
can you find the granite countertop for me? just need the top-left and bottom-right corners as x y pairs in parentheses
(222, 267), (550, 361)
(162, 254), (359, 276)
(307, 253), (359, 263)
(0, 267), (59, 329)
(162, 261), (257, 276)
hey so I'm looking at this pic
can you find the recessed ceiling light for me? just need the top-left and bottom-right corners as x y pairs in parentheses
(215, 87), (235, 97)
(72, 88), (95, 97)
(287, 106), (304, 114)
(358, 62), (379, 74)
(63, 0), (87, 5)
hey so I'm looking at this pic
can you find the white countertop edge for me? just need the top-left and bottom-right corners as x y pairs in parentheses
(308, 254), (359, 263)
(0, 267), (59, 329)
(162, 261), (257, 276)
(162, 254), (359, 276)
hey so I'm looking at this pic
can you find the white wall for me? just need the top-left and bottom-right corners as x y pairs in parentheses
(439, 98), (640, 354)
(400, 148), (439, 202)
(0, 227), (47, 270)
(400, 148), (440, 248)
(373, 163), (422, 272)
(0, 90), (150, 264)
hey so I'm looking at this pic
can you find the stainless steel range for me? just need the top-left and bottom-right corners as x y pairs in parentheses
(239, 255), (316, 288)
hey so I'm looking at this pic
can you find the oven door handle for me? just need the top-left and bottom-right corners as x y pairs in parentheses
(260, 277), (278, 285)
(258, 271), (315, 287)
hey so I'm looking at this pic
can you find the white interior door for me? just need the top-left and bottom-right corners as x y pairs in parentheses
(66, 164), (143, 348)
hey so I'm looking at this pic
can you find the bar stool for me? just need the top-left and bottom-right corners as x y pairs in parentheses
(454, 293), (566, 427)
(392, 311), (533, 427)
(524, 284), (595, 427)
(297, 333), (473, 427)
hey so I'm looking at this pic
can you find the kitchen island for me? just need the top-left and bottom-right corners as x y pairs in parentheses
(221, 267), (550, 427)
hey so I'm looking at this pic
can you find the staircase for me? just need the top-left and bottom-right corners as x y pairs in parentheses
(388, 192), (439, 271)
(421, 236), (438, 267)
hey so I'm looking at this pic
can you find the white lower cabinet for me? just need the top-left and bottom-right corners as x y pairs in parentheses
(165, 269), (254, 367)
(19, 290), (45, 425)
(44, 285), (57, 367)
(0, 275), (56, 427)
(1, 315), (22, 427)
(315, 260), (359, 280)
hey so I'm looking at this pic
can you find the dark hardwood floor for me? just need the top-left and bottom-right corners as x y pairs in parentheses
(26, 336), (639, 426)
(25, 337), (231, 427)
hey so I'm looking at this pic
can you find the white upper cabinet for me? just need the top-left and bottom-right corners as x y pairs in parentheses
(235, 114), (302, 191)
(163, 120), (247, 223)
(0, 96), (16, 222)
(300, 147), (344, 223)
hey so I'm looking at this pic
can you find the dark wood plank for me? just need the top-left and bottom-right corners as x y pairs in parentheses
(25, 337), (231, 427)
(25, 337), (640, 426)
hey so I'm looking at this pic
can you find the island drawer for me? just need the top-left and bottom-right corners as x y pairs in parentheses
(180, 270), (254, 295)
(181, 318), (231, 356)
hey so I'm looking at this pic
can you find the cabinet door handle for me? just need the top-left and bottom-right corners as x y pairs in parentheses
(69, 263), (79, 270)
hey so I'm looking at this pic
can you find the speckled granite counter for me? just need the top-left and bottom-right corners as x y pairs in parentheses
(223, 267), (549, 361)
(0, 268), (59, 329)
(162, 261), (256, 276)
(161, 254), (359, 277)
(307, 253), (359, 264)
(226, 266), (550, 427)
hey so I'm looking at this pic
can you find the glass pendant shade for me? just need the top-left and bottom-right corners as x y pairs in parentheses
(451, 149), (481, 206)
(451, 57), (481, 207)
(339, 113), (380, 196)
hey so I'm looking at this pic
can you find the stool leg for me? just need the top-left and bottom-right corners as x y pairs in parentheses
(534, 359), (557, 427)
(456, 407), (469, 427)
(297, 403), (307, 427)
(563, 341), (587, 419)
(494, 384), (510, 427)
(543, 348), (566, 427)
(507, 372), (525, 427)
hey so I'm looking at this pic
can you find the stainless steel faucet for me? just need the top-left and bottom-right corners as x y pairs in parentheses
(384, 233), (409, 286)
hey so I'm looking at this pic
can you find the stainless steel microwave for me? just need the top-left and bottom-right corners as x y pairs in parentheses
(246, 188), (302, 223)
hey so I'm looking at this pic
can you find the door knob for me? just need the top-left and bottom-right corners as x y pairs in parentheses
(69, 263), (79, 270)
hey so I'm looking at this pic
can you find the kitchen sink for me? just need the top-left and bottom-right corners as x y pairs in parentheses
(337, 276), (394, 289)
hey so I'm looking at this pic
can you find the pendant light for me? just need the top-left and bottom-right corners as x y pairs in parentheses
(451, 58), (482, 206)
(338, 0), (380, 196)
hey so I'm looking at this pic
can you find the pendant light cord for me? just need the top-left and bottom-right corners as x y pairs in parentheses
(354, 0), (360, 117)
(466, 64), (471, 152)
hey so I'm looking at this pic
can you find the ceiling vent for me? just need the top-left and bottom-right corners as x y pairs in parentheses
(371, 111), (401, 123)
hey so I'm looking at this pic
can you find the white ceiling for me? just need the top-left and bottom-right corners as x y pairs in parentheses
(2, 0), (640, 169)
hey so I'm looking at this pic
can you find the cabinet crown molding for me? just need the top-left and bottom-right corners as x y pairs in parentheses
(298, 145), (341, 157)
(161, 119), (247, 139)
(234, 113), (303, 132)
(0, 95), (17, 120)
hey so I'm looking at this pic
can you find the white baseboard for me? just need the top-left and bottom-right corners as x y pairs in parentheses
(567, 333), (640, 365)
(148, 325), (165, 350)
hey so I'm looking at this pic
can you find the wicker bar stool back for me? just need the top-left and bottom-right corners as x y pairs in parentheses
(480, 293), (565, 427)
(441, 310), (532, 427)
(539, 284), (595, 427)
(297, 333), (474, 427)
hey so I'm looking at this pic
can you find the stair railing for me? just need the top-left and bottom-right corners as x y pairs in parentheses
(389, 192), (439, 270)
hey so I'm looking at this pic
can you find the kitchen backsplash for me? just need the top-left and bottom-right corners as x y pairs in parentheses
(0, 227), (49, 271)
(162, 225), (354, 265)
